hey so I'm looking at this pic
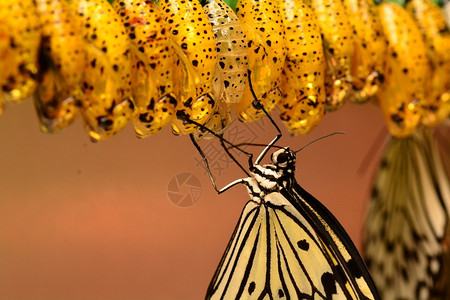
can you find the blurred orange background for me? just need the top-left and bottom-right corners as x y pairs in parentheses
(0, 100), (386, 299)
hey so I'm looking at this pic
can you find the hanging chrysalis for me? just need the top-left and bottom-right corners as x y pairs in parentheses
(234, 0), (286, 122)
(72, 0), (134, 142)
(377, 2), (429, 138)
(114, 0), (178, 138)
(34, 0), (85, 133)
(278, 0), (326, 135)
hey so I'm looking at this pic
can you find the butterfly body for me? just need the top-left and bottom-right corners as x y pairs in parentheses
(206, 147), (380, 300)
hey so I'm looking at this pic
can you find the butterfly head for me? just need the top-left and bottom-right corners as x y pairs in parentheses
(271, 147), (296, 170)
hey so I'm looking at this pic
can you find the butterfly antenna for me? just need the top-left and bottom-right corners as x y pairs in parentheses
(227, 142), (284, 150)
(247, 69), (283, 164)
(295, 132), (345, 154)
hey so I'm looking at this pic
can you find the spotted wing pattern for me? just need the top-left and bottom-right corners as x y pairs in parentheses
(207, 185), (379, 299)
(364, 129), (450, 299)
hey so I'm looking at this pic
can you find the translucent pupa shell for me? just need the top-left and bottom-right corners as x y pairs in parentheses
(307, 0), (354, 110)
(234, 0), (286, 122)
(72, 0), (134, 142)
(278, 0), (326, 135)
(192, 100), (232, 140)
(203, 0), (249, 104)
(378, 2), (430, 138)
(407, 0), (450, 126)
(114, 0), (178, 138)
(34, 0), (85, 134)
(0, 0), (40, 104)
(343, 0), (386, 103)
(157, 0), (217, 135)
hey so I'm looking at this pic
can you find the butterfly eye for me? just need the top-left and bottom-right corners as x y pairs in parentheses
(276, 152), (289, 164)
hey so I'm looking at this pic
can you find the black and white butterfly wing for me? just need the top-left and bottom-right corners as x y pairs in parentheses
(207, 188), (380, 300)
(363, 129), (450, 299)
(287, 184), (380, 300)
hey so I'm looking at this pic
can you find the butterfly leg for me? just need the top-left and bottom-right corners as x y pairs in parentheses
(190, 134), (249, 194)
(220, 137), (252, 176)
(246, 70), (283, 164)
(180, 111), (253, 158)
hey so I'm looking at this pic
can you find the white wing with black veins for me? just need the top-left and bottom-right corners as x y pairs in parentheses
(364, 129), (450, 300)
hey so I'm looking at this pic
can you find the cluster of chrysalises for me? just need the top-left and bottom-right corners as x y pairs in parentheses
(0, 0), (449, 140)
(0, 0), (134, 141)
(377, 0), (450, 138)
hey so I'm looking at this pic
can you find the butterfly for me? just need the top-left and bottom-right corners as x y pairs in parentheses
(188, 95), (381, 299)
(363, 128), (450, 299)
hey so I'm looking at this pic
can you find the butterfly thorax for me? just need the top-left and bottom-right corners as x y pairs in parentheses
(245, 147), (297, 202)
